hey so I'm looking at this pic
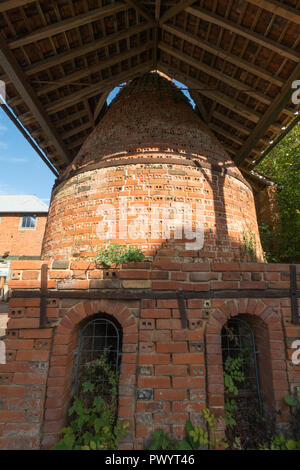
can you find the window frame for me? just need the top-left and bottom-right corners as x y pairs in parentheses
(19, 214), (38, 230)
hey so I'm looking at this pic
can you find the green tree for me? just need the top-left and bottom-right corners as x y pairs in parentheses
(257, 120), (300, 262)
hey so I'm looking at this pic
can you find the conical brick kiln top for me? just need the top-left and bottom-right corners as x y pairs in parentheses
(59, 71), (245, 186)
(44, 71), (262, 261)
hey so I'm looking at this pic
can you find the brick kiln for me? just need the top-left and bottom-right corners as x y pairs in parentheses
(42, 72), (263, 261)
(0, 72), (299, 450)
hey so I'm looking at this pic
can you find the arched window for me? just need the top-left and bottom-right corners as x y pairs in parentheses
(74, 314), (122, 401)
(221, 317), (262, 437)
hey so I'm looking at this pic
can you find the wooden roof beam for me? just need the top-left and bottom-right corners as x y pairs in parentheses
(212, 111), (252, 135)
(34, 41), (154, 97)
(211, 124), (261, 155)
(159, 42), (272, 105)
(8, 2), (128, 49)
(46, 61), (153, 115)
(24, 23), (151, 76)
(186, 5), (300, 62)
(222, 143), (237, 157)
(155, 0), (161, 20)
(236, 61), (300, 164)
(67, 135), (87, 150)
(189, 90), (209, 122)
(162, 23), (284, 87)
(160, 0), (197, 24)
(157, 61), (268, 124)
(209, 123), (243, 146)
(246, 0), (300, 25)
(0, 33), (71, 165)
(63, 122), (92, 140)
(93, 91), (110, 123)
(212, 111), (269, 147)
(0, 1), (34, 12)
(124, 1), (155, 24)
(55, 110), (88, 129)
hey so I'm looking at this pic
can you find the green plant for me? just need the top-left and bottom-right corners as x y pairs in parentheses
(223, 355), (245, 428)
(240, 229), (258, 262)
(257, 122), (300, 263)
(148, 410), (228, 450)
(94, 243), (145, 267)
(258, 223), (280, 263)
(284, 386), (300, 441)
(224, 399), (238, 428)
(260, 434), (300, 450)
(148, 404), (300, 451)
(257, 389), (300, 450)
(223, 356), (245, 396)
(52, 391), (129, 450)
(284, 386), (300, 407)
(52, 354), (129, 450)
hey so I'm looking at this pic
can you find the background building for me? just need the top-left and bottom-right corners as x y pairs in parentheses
(0, 194), (48, 259)
(0, 194), (48, 304)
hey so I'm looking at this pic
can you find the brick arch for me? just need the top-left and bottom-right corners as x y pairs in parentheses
(206, 298), (289, 426)
(41, 299), (138, 450)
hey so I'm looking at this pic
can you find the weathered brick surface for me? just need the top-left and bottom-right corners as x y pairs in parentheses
(42, 73), (263, 262)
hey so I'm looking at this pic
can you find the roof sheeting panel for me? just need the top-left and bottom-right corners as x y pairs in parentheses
(0, 195), (48, 213)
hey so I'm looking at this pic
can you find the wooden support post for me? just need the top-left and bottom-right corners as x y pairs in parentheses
(290, 265), (299, 325)
(39, 264), (48, 328)
(177, 291), (188, 328)
(0, 276), (5, 301)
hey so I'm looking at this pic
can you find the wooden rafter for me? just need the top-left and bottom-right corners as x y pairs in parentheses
(246, 0), (300, 25)
(7, 41), (153, 107)
(186, 5), (300, 62)
(157, 61), (264, 156)
(37, 42), (153, 96)
(124, 0), (155, 24)
(155, 0), (161, 21)
(0, 0), (34, 12)
(0, 0), (299, 173)
(160, 0), (196, 24)
(8, 3), (128, 49)
(45, 62), (152, 115)
(236, 62), (300, 164)
(162, 24), (284, 88)
(93, 91), (110, 123)
(158, 59), (262, 123)
(189, 90), (209, 123)
(23, 23), (151, 77)
(159, 42), (272, 106)
(0, 32), (71, 165)
(63, 122), (92, 140)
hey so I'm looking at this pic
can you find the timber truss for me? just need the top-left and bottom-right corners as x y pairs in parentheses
(0, 0), (299, 175)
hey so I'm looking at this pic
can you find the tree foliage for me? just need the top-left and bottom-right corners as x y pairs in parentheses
(257, 120), (300, 262)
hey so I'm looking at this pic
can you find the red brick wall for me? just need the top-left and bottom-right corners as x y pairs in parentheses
(255, 186), (281, 228)
(0, 214), (47, 257)
(0, 260), (299, 450)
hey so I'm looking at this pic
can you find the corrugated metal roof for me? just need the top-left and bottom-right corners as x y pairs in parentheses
(0, 195), (48, 213)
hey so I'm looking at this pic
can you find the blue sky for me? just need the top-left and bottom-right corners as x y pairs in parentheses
(0, 79), (194, 207)
(0, 109), (56, 205)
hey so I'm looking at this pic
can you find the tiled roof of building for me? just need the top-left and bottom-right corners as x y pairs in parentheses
(0, 195), (48, 213)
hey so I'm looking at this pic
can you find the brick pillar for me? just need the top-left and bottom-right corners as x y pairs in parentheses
(135, 298), (206, 449)
(0, 298), (54, 450)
